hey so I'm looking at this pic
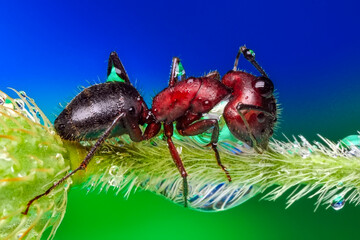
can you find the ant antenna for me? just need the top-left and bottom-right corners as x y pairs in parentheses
(233, 49), (242, 71)
(233, 46), (268, 78)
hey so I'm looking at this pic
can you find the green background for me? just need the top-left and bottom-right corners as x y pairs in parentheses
(49, 185), (360, 240)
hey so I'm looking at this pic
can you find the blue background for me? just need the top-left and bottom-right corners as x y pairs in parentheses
(1, 0), (360, 239)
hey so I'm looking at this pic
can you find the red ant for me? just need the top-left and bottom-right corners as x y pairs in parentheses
(23, 46), (276, 214)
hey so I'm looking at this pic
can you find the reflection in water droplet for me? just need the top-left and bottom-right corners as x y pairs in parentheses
(157, 180), (257, 212)
(19, 91), (27, 97)
(17, 231), (25, 239)
(109, 166), (119, 176)
(331, 194), (345, 210)
(257, 113), (265, 123)
(336, 181), (343, 189)
(14, 99), (25, 110)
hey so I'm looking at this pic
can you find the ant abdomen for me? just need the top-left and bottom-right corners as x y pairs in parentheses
(54, 81), (143, 141)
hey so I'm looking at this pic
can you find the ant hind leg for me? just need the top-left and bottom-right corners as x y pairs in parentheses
(164, 123), (188, 207)
(22, 112), (126, 215)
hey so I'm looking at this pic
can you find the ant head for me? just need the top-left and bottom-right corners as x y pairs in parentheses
(222, 71), (277, 149)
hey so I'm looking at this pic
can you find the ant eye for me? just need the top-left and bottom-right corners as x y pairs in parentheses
(252, 77), (274, 98)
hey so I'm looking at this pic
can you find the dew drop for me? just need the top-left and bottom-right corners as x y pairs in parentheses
(301, 151), (310, 159)
(176, 146), (182, 155)
(268, 102), (276, 112)
(128, 107), (135, 115)
(14, 99), (25, 110)
(336, 181), (343, 189)
(257, 113), (265, 123)
(17, 231), (25, 239)
(109, 166), (119, 176)
(187, 79), (193, 84)
(204, 100), (210, 106)
(108, 178), (118, 187)
(331, 195), (345, 210)
(19, 91), (27, 97)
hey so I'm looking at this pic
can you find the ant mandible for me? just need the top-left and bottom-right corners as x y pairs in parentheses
(23, 46), (276, 214)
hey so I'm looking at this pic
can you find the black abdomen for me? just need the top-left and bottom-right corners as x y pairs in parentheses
(54, 82), (143, 140)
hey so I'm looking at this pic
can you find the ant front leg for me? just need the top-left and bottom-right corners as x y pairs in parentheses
(164, 122), (188, 207)
(176, 116), (232, 182)
(22, 112), (126, 215)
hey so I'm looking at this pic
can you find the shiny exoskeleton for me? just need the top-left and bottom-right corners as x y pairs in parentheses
(23, 47), (276, 214)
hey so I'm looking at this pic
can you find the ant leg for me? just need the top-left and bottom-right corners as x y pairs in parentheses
(168, 57), (186, 87)
(143, 122), (161, 140)
(177, 119), (232, 182)
(234, 46), (268, 78)
(107, 51), (131, 83)
(164, 123), (188, 207)
(22, 112), (126, 215)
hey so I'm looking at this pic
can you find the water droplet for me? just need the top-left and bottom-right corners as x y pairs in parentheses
(187, 79), (193, 84)
(204, 100), (210, 106)
(109, 166), (119, 176)
(158, 179), (257, 212)
(331, 195), (345, 210)
(301, 151), (310, 159)
(19, 91), (27, 97)
(268, 102), (276, 112)
(17, 231), (25, 239)
(14, 99), (25, 109)
(176, 146), (182, 154)
(137, 96), (141, 101)
(115, 67), (122, 74)
(336, 182), (343, 189)
(128, 107), (135, 115)
(153, 108), (158, 112)
(108, 178), (118, 187)
(55, 153), (65, 165)
(257, 113), (265, 123)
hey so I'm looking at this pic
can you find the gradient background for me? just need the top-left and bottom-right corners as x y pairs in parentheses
(1, 0), (360, 239)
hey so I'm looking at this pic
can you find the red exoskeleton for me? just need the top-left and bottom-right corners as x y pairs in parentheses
(23, 46), (276, 214)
